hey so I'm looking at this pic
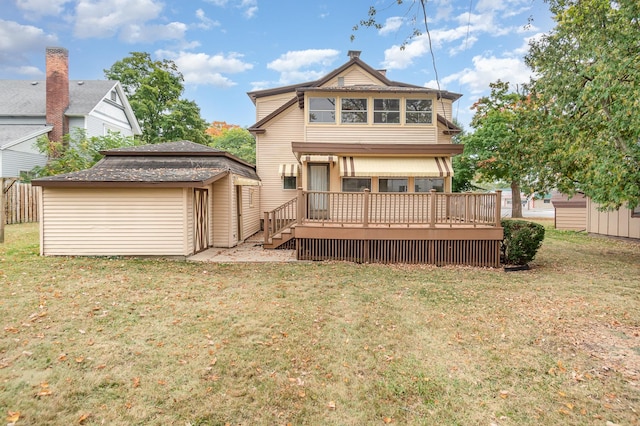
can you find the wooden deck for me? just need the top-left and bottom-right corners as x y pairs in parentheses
(264, 189), (503, 267)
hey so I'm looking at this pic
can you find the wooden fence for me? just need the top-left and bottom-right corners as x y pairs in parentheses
(3, 181), (41, 224)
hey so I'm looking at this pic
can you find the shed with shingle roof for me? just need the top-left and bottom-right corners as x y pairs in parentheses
(32, 141), (261, 257)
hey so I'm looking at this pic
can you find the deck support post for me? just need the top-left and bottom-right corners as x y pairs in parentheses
(263, 211), (270, 245)
(429, 189), (436, 228)
(297, 187), (304, 225)
(363, 189), (369, 227)
(495, 190), (502, 226)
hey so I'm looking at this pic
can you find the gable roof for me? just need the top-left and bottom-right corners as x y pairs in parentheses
(247, 55), (462, 134)
(0, 124), (52, 149)
(32, 140), (260, 188)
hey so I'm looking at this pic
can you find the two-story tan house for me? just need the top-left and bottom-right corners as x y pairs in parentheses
(248, 51), (503, 266)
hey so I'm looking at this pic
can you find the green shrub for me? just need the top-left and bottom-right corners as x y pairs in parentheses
(501, 220), (545, 265)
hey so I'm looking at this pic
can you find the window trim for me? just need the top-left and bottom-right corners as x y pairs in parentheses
(373, 98), (400, 124)
(379, 177), (408, 193)
(405, 99), (433, 125)
(341, 177), (372, 192)
(308, 97), (336, 124)
(340, 97), (368, 124)
(283, 176), (297, 190)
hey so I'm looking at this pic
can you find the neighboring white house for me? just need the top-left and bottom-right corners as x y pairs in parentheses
(0, 47), (141, 178)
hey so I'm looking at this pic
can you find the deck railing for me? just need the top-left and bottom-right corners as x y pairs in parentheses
(264, 189), (502, 244)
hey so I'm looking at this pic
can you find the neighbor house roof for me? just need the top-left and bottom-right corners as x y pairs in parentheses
(0, 80), (117, 116)
(0, 124), (52, 149)
(32, 140), (260, 188)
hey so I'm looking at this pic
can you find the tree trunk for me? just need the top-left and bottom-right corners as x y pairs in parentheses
(511, 181), (523, 218)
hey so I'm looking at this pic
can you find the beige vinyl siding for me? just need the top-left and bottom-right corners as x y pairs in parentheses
(41, 187), (187, 256)
(322, 65), (385, 87)
(241, 185), (261, 239)
(555, 207), (587, 231)
(435, 99), (454, 122)
(256, 104), (304, 212)
(212, 175), (234, 247)
(587, 199), (640, 239)
(305, 126), (437, 144)
(256, 92), (296, 121)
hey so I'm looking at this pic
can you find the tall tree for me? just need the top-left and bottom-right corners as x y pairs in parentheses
(461, 81), (542, 218)
(29, 129), (138, 178)
(209, 127), (256, 165)
(105, 52), (211, 145)
(526, 0), (640, 209)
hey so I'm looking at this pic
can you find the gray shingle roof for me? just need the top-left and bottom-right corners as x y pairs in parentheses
(0, 124), (52, 148)
(32, 140), (260, 187)
(0, 80), (117, 116)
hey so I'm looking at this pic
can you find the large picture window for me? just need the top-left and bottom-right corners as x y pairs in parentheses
(373, 99), (400, 124)
(379, 178), (408, 192)
(342, 177), (371, 192)
(406, 99), (433, 124)
(341, 98), (368, 123)
(309, 97), (336, 123)
(415, 178), (444, 192)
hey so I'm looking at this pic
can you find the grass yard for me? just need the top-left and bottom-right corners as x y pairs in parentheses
(1, 221), (639, 425)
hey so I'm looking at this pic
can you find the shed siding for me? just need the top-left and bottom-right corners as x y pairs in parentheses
(256, 105), (304, 212)
(41, 187), (188, 256)
(212, 175), (233, 247)
(555, 207), (586, 231)
(587, 199), (640, 239)
(241, 185), (261, 238)
(185, 188), (194, 254)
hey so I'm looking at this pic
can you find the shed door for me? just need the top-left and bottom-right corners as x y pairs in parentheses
(193, 188), (209, 253)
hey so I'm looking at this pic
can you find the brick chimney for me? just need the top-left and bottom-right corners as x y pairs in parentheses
(46, 47), (70, 143)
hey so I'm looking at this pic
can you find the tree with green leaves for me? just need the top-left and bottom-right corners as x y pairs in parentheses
(105, 52), (212, 145)
(209, 127), (256, 165)
(526, 0), (640, 210)
(28, 129), (138, 179)
(461, 81), (542, 218)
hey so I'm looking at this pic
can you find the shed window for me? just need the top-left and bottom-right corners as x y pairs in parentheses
(373, 99), (400, 124)
(309, 97), (336, 123)
(406, 99), (433, 124)
(342, 177), (371, 192)
(379, 178), (408, 192)
(341, 98), (368, 123)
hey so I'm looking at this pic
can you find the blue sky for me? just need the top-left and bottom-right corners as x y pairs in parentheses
(1, 0), (554, 129)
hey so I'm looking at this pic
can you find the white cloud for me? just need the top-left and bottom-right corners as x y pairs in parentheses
(0, 19), (57, 70)
(15, 0), (72, 17)
(74, 0), (164, 38)
(156, 50), (253, 87)
(379, 17), (404, 36)
(204, 0), (258, 18)
(195, 9), (220, 30)
(437, 55), (533, 95)
(120, 22), (187, 43)
(267, 49), (340, 84)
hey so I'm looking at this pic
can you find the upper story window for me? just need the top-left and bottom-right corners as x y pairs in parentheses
(110, 90), (117, 102)
(406, 99), (433, 124)
(341, 98), (368, 124)
(309, 97), (336, 123)
(373, 99), (400, 124)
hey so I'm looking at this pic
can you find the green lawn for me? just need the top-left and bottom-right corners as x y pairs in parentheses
(1, 222), (639, 425)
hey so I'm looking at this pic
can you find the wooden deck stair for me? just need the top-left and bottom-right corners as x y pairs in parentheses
(264, 226), (295, 249)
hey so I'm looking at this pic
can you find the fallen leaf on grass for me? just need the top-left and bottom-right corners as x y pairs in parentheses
(327, 401), (336, 410)
(37, 382), (52, 396)
(157, 380), (167, 386)
(383, 417), (394, 423)
(499, 391), (509, 399)
(132, 377), (140, 388)
(75, 357), (84, 363)
(78, 413), (90, 424)
(7, 411), (20, 422)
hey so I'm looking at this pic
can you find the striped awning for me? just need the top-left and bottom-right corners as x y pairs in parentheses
(300, 154), (337, 163)
(340, 156), (453, 177)
(278, 163), (300, 177)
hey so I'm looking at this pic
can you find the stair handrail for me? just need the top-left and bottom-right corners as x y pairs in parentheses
(264, 195), (298, 245)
